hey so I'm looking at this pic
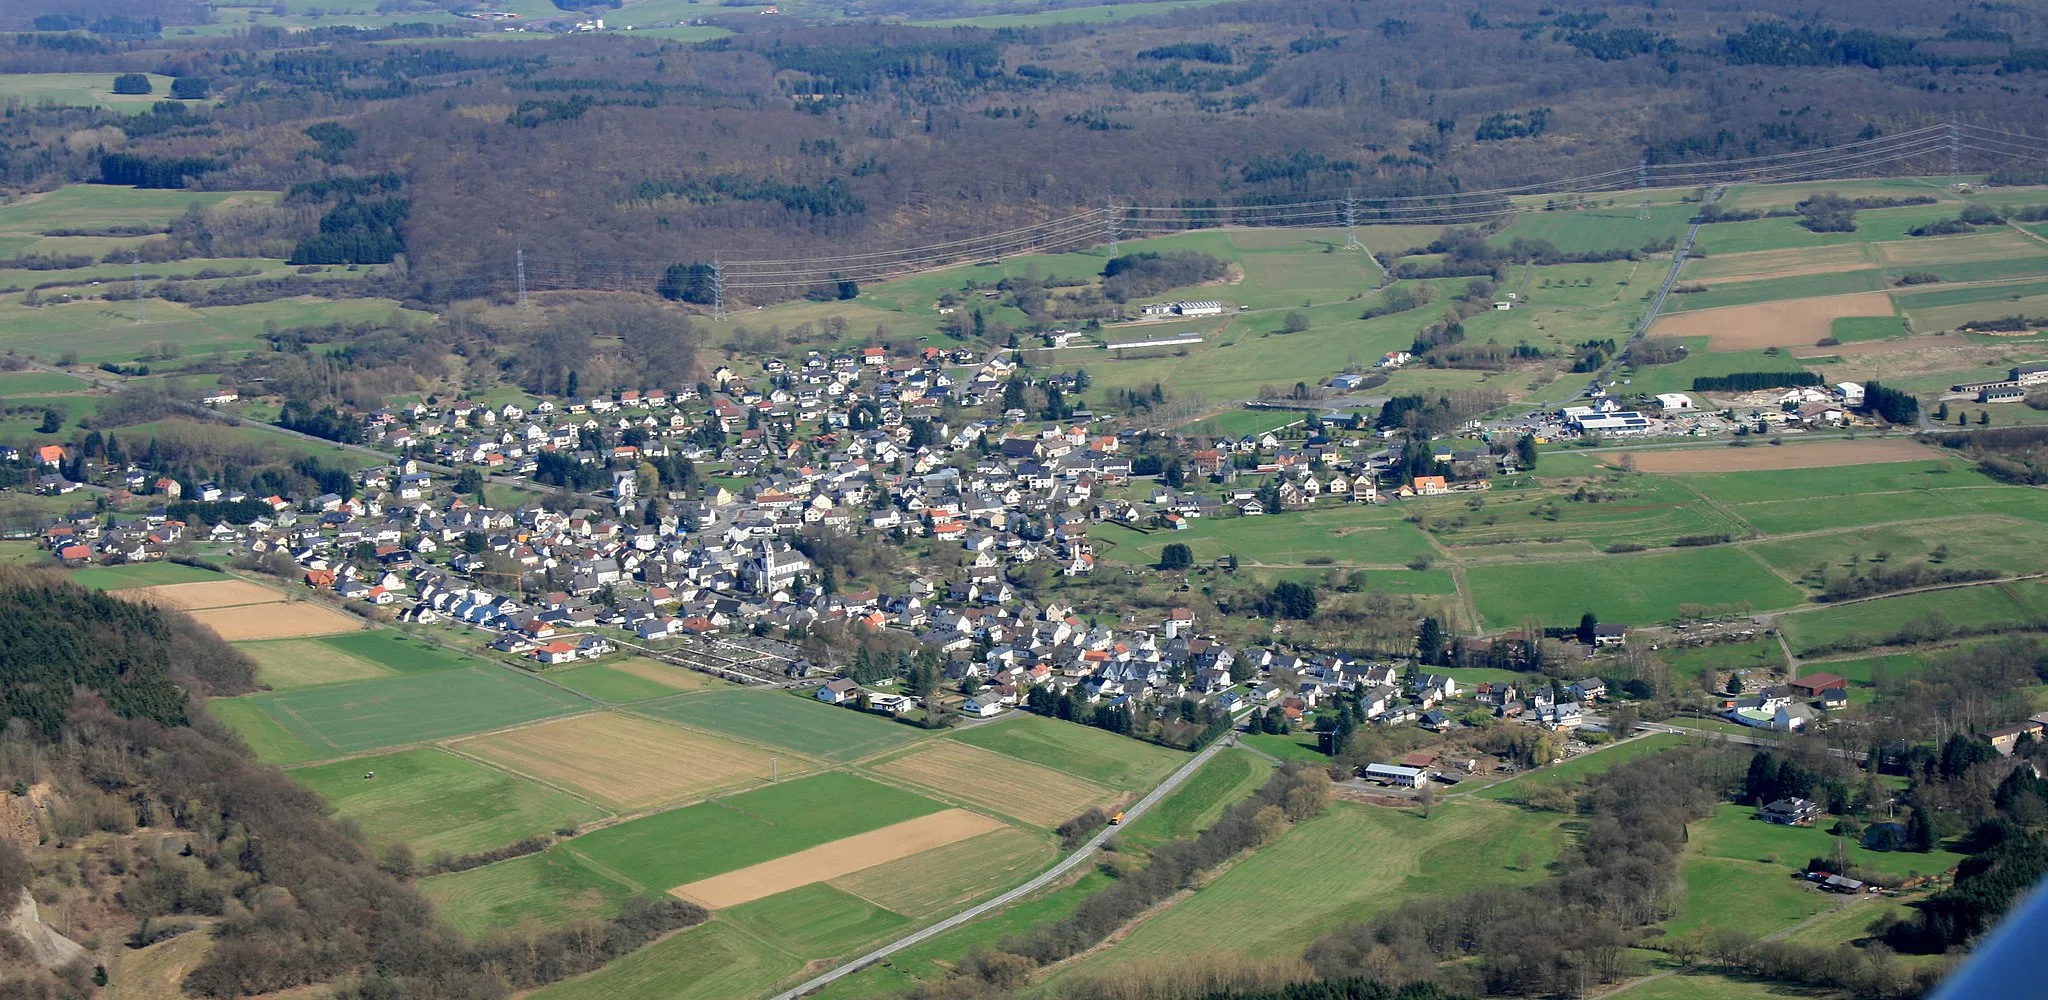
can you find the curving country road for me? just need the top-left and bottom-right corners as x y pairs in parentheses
(765, 733), (1240, 1000)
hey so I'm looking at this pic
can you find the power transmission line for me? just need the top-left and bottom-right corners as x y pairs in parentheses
(132, 255), (145, 325)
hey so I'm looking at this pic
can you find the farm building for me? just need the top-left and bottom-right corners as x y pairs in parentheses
(1760, 797), (1817, 826)
(1654, 393), (1695, 411)
(1788, 673), (1847, 697)
(1175, 300), (1224, 317)
(1571, 411), (1654, 434)
(1363, 763), (1429, 787)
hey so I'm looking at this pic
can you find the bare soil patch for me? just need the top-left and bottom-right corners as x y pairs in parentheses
(186, 601), (360, 641)
(876, 740), (1119, 827)
(1651, 292), (1897, 349)
(669, 809), (1003, 909)
(1599, 439), (1942, 473)
(126, 579), (285, 610)
(453, 713), (792, 810)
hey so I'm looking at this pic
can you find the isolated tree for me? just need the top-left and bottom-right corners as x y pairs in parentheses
(1577, 612), (1598, 646)
(455, 468), (485, 497)
(1516, 433), (1539, 470)
(1159, 542), (1194, 570)
(1280, 311), (1310, 334)
(1416, 616), (1443, 665)
(1933, 401), (1949, 422)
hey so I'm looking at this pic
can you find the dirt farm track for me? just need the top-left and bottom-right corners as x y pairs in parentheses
(1601, 439), (1942, 473)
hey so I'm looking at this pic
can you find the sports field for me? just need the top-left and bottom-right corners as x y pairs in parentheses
(949, 713), (1185, 790)
(565, 772), (946, 891)
(671, 809), (1004, 908)
(638, 688), (928, 762)
(1466, 547), (1804, 627)
(875, 741), (1119, 827)
(219, 666), (593, 762)
(290, 747), (605, 855)
(454, 712), (798, 810)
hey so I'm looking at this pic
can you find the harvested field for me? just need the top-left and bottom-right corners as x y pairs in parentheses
(1649, 291), (1896, 349)
(1878, 230), (2039, 266)
(669, 809), (1003, 909)
(452, 713), (796, 810)
(1685, 244), (1871, 281)
(124, 579), (285, 610)
(876, 740), (1120, 827)
(1692, 262), (1871, 287)
(187, 600), (361, 640)
(1600, 440), (1942, 473)
(828, 825), (1055, 917)
(238, 638), (392, 689)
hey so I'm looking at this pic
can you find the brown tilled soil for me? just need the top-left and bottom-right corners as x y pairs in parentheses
(1600, 439), (1942, 473)
(1651, 291), (1897, 349)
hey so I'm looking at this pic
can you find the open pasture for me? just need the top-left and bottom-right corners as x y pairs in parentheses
(1056, 801), (1564, 972)
(1693, 803), (1964, 880)
(186, 599), (362, 640)
(1682, 243), (1874, 282)
(1722, 178), (1955, 213)
(565, 772), (945, 891)
(1657, 638), (1786, 682)
(527, 920), (805, 1000)
(1689, 203), (1961, 256)
(1665, 269), (1887, 312)
(318, 631), (479, 673)
(950, 713), (1184, 790)
(1831, 315), (1910, 341)
(670, 809), (1004, 909)
(546, 657), (724, 702)
(1649, 291), (1896, 349)
(1419, 473), (1746, 551)
(69, 561), (222, 589)
(1466, 547), (1804, 627)
(1490, 205), (1696, 255)
(453, 712), (796, 810)
(0, 371), (88, 394)
(290, 747), (605, 856)
(723, 883), (912, 957)
(122, 578), (284, 610)
(237, 638), (394, 689)
(828, 824), (1056, 917)
(1675, 456), (1997, 506)
(422, 848), (637, 938)
(1747, 515), (2048, 584)
(1779, 580), (2048, 655)
(0, 295), (425, 366)
(1090, 505), (1434, 568)
(223, 666), (592, 761)
(1878, 229), (2041, 266)
(1475, 733), (1687, 802)
(1601, 439), (1940, 473)
(875, 740), (1119, 827)
(1115, 748), (1273, 852)
(1703, 479), (2047, 535)
(110, 932), (215, 1000)
(639, 688), (928, 762)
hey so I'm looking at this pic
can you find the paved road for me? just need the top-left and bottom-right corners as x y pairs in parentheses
(766, 734), (1240, 1000)
(1620, 185), (1723, 365)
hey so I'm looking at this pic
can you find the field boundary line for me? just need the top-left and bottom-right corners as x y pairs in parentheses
(555, 843), (647, 894)
(433, 741), (619, 814)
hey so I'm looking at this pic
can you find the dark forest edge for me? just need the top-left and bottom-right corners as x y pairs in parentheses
(0, 568), (703, 1000)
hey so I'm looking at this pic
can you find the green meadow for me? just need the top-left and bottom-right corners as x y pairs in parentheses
(290, 747), (606, 855)
(1466, 547), (1804, 628)
(950, 713), (1185, 789)
(218, 666), (593, 762)
(638, 688), (929, 762)
(565, 772), (945, 890)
